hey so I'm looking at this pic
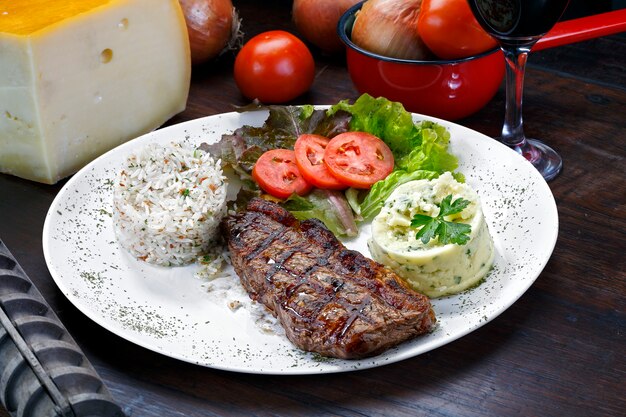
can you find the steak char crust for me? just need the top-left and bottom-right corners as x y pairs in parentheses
(222, 198), (436, 359)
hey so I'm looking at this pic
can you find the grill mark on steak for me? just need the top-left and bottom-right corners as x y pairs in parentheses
(222, 198), (436, 359)
(339, 294), (371, 338)
(244, 228), (288, 262)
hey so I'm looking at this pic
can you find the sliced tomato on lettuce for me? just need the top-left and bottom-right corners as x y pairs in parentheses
(323, 131), (394, 189)
(252, 149), (312, 199)
(294, 134), (347, 190)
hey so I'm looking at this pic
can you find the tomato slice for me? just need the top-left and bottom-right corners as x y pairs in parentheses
(323, 132), (394, 189)
(252, 149), (312, 199)
(294, 134), (348, 190)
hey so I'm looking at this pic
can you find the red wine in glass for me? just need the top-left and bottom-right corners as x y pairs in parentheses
(467, 0), (571, 181)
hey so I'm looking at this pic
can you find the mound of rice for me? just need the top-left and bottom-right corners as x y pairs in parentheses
(113, 142), (227, 266)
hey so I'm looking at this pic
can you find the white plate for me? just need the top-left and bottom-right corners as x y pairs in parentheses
(43, 110), (558, 374)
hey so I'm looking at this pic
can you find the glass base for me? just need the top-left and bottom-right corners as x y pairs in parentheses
(501, 138), (563, 181)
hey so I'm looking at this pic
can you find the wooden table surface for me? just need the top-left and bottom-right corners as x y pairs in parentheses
(1, 1), (624, 416)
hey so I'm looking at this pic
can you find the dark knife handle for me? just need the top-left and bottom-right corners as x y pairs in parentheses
(0, 240), (124, 417)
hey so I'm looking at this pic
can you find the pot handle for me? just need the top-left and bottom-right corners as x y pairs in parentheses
(535, 8), (626, 51)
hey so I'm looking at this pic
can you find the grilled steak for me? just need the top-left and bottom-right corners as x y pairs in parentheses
(222, 198), (436, 359)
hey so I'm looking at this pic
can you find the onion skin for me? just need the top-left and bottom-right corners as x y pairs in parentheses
(292, 0), (361, 54)
(351, 0), (432, 60)
(179, 0), (238, 64)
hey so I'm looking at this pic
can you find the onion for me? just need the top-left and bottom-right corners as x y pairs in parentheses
(292, 0), (361, 54)
(351, 0), (432, 60)
(179, 0), (243, 65)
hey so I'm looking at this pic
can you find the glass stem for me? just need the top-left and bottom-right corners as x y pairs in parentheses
(500, 45), (533, 150)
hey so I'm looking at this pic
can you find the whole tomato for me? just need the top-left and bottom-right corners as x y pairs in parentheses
(417, 0), (498, 60)
(234, 30), (315, 103)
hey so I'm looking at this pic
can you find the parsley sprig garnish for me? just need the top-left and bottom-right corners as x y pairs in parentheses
(410, 195), (472, 245)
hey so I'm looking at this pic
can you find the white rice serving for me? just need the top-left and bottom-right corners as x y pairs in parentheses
(113, 142), (227, 266)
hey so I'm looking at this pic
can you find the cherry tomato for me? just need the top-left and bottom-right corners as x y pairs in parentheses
(252, 149), (312, 199)
(234, 30), (315, 103)
(294, 134), (348, 190)
(323, 132), (394, 189)
(417, 0), (498, 60)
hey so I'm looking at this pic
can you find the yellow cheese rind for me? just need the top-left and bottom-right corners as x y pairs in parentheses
(0, 0), (113, 36)
(0, 0), (191, 184)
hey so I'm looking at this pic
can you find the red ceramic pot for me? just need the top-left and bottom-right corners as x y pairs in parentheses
(338, 3), (626, 120)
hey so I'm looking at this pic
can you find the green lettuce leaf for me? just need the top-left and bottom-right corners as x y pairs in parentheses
(327, 94), (459, 174)
(283, 189), (358, 237)
(397, 121), (457, 172)
(327, 94), (461, 219)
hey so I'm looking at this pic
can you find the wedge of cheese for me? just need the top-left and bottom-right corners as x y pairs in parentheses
(0, 0), (191, 184)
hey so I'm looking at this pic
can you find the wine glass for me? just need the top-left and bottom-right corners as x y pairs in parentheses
(466, 0), (571, 181)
